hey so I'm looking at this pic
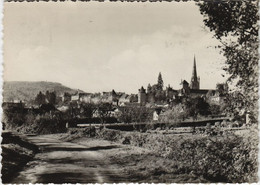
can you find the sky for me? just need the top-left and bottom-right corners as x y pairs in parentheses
(3, 2), (228, 94)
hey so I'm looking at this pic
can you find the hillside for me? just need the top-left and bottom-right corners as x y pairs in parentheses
(2, 81), (84, 102)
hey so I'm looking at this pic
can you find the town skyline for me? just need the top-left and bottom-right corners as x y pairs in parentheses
(3, 61), (224, 96)
(3, 52), (228, 94)
(4, 2), (228, 94)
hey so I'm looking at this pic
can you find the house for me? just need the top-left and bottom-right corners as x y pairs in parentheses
(118, 94), (130, 104)
(71, 93), (80, 102)
(62, 92), (71, 104)
(79, 93), (92, 103)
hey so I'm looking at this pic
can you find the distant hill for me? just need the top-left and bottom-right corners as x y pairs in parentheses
(2, 81), (84, 102)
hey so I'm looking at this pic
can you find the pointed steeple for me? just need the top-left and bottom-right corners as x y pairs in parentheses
(190, 55), (200, 90)
(192, 55), (197, 81)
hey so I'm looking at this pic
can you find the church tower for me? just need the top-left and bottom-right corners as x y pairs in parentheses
(190, 55), (200, 90)
(138, 86), (147, 106)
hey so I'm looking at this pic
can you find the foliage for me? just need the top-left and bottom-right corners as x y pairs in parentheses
(160, 104), (187, 124)
(167, 133), (258, 183)
(2, 132), (39, 183)
(157, 72), (164, 91)
(17, 111), (67, 134)
(97, 128), (258, 183)
(118, 106), (153, 123)
(45, 91), (57, 105)
(96, 103), (113, 123)
(78, 102), (96, 118)
(3, 103), (67, 134)
(98, 129), (123, 142)
(160, 97), (211, 123)
(35, 91), (46, 105)
(2, 111), (26, 129)
(35, 91), (57, 106)
(154, 90), (166, 103)
(147, 83), (152, 94)
(185, 97), (210, 117)
(2, 103), (27, 129)
(209, 104), (221, 115)
(198, 1), (258, 121)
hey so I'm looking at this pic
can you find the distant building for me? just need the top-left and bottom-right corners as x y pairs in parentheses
(138, 86), (146, 106)
(71, 92), (80, 102)
(180, 80), (190, 95)
(190, 56), (200, 90)
(118, 94), (138, 106)
(137, 56), (226, 106)
(166, 85), (178, 100)
(79, 93), (92, 103)
(101, 89), (118, 105)
(62, 92), (72, 104)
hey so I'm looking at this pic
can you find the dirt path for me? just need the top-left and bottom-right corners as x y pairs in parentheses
(11, 135), (130, 183)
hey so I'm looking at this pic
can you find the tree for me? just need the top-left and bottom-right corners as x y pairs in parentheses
(198, 1), (258, 121)
(160, 104), (188, 124)
(209, 104), (221, 116)
(118, 106), (152, 123)
(97, 103), (113, 124)
(35, 91), (46, 105)
(147, 83), (152, 94)
(184, 97), (210, 118)
(46, 91), (56, 105)
(80, 103), (96, 118)
(155, 90), (166, 103)
(157, 72), (164, 91)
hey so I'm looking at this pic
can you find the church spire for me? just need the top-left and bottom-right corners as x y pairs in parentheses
(190, 55), (200, 90)
(192, 55), (197, 81)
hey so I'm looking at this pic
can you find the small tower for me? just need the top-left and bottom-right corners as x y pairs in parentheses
(181, 80), (190, 95)
(138, 86), (146, 105)
(190, 55), (200, 90)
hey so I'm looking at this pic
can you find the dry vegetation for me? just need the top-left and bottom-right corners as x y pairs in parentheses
(1, 132), (39, 183)
(60, 126), (258, 183)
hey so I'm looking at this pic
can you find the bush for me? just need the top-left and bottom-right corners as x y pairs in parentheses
(98, 128), (258, 183)
(82, 126), (96, 137)
(122, 136), (131, 145)
(118, 106), (153, 123)
(166, 133), (258, 183)
(160, 104), (187, 124)
(95, 127), (257, 183)
(98, 129), (123, 142)
(16, 112), (67, 134)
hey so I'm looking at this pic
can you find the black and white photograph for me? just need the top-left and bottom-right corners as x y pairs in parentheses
(1, 0), (259, 183)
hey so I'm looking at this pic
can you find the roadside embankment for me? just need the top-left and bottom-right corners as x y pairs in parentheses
(1, 132), (39, 183)
(60, 126), (258, 183)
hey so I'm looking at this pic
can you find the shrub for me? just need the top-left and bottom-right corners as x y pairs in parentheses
(98, 129), (122, 142)
(82, 126), (96, 137)
(160, 104), (187, 124)
(122, 136), (131, 145)
(95, 127), (257, 183)
(166, 133), (258, 183)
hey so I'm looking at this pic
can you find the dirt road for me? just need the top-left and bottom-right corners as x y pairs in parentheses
(11, 135), (130, 183)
